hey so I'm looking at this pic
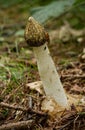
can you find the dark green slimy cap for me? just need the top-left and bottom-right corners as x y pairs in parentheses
(24, 17), (49, 47)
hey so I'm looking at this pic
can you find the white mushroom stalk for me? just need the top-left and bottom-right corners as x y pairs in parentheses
(24, 17), (68, 107)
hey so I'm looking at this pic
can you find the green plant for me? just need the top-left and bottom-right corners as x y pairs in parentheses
(31, 0), (85, 23)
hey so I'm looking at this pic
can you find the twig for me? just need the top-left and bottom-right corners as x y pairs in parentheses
(0, 120), (33, 130)
(0, 102), (47, 116)
(4, 85), (21, 102)
(59, 120), (74, 130)
(61, 74), (85, 79)
(0, 102), (27, 111)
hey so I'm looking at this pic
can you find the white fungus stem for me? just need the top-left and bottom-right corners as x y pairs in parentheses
(33, 43), (68, 107)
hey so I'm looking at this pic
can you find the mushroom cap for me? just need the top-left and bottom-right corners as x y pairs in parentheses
(24, 17), (49, 47)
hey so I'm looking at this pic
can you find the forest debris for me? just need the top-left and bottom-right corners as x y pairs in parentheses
(61, 74), (85, 79)
(0, 120), (33, 130)
(0, 63), (11, 84)
(79, 48), (85, 63)
(27, 81), (82, 114)
(26, 81), (45, 95)
(59, 24), (85, 42)
(80, 97), (85, 105)
(0, 61), (85, 130)
(54, 109), (85, 130)
(41, 96), (65, 116)
(71, 84), (85, 94)
(49, 22), (85, 43)
(0, 102), (27, 112)
(0, 102), (47, 116)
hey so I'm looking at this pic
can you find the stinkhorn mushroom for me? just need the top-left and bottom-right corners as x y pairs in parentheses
(24, 17), (68, 107)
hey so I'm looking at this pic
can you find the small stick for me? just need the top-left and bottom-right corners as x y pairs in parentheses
(0, 120), (33, 130)
(61, 74), (85, 79)
(0, 102), (47, 116)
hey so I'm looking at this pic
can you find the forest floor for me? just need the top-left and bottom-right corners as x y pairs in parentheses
(0, 5), (85, 130)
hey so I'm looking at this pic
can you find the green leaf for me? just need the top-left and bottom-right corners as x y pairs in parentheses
(0, 0), (22, 7)
(31, 0), (75, 23)
(15, 29), (24, 36)
(74, 0), (85, 5)
(74, 0), (85, 11)
(0, 0), (30, 8)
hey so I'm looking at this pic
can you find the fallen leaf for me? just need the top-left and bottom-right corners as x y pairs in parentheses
(26, 81), (45, 95)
